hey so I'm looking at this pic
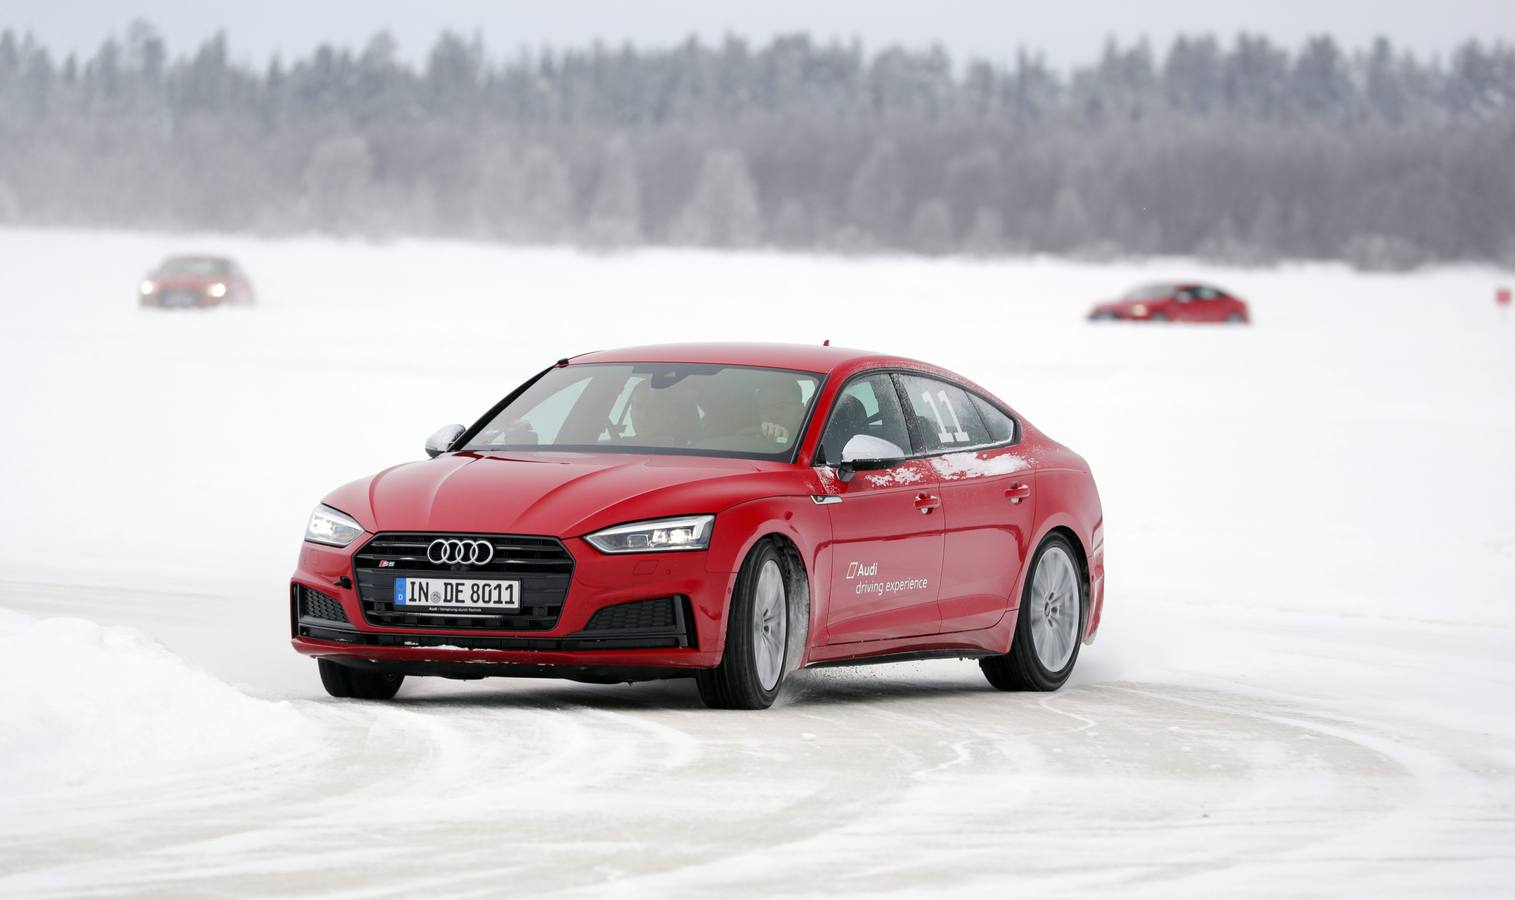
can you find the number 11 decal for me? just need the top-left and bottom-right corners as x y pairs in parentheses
(921, 391), (970, 443)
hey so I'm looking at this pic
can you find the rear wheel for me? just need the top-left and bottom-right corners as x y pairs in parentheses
(696, 540), (790, 709)
(981, 534), (1087, 692)
(318, 659), (404, 700)
(1226, 312), (1245, 323)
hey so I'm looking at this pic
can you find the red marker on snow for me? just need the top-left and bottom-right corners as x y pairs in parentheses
(1498, 287), (1512, 308)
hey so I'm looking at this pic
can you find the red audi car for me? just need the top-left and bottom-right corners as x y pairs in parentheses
(1088, 282), (1249, 323)
(291, 344), (1105, 709)
(138, 255), (255, 308)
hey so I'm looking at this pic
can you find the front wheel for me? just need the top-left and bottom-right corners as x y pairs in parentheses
(318, 659), (404, 700)
(981, 534), (1087, 692)
(696, 540), (791, 709)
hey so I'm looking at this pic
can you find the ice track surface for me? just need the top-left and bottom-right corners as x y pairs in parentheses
(1, 228), (1512, 896)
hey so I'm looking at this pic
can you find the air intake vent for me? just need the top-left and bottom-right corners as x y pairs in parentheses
(298, 586), (349, 623)
(582, 597), (678, 632)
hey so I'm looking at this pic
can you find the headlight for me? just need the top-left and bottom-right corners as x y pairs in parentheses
(584, 515), (714, 554)
(208, 282), (228, 298)
(1131, 303), (1148, 317)
(305, 505), (364, 547)
(139, 280), (156, 295)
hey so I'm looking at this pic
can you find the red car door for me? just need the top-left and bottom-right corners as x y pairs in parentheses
(897, 374), (1034, 633)
(817, 373), (944, 643)
(1170, 286), (1202, 321)
(1191, 285), (1228, 322)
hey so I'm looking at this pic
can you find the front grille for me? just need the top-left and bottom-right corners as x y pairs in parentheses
(299, 586), (349, 623)
(353, 533), (574, 631)
(582, 597), (678, 632)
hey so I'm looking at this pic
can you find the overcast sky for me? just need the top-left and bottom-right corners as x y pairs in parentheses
(6, 1), (1514, 67)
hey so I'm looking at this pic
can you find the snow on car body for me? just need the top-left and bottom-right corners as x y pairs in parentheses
(290, 343), (1105, 708)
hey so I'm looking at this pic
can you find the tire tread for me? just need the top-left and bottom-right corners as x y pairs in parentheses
(980, 533), (1087, 693)
(695, 540), (788, 710)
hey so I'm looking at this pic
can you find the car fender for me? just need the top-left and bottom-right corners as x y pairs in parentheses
(1024, 467), (1105, 644)
(704, 494), (832, 665)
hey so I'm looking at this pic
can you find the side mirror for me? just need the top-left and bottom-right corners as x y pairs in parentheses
(836, 434), (906, 483)
(425, 424), (466, 458)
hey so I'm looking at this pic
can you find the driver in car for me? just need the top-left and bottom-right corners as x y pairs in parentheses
(627, 380), (698, 447)
(755, 377), (805, 445)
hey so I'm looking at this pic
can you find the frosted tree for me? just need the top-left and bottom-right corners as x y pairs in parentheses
(767, 197), (814, 248)
(516, 146), (573, 242)
(671, 149), (762, 248)
(0, 178), (19, 222)
(962, 207), (1006, 255)
(907, 199), (953, 254)
(584, 135), (643, 248)
(302, 135), (376, 234)
(0, 28), (1511, 264)
(846, 140), (907, 246)
(1045, 186), (1093, 253)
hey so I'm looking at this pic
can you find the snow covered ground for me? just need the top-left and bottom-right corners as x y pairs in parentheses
(0, 227), (1512, 896)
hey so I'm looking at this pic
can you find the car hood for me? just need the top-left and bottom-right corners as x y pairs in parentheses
(322, 451), (808, 539)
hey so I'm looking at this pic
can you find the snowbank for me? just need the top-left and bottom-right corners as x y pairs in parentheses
(0, 607), (314, 796)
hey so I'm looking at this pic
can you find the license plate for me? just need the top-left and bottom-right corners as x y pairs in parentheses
(393, 577), (521, 611)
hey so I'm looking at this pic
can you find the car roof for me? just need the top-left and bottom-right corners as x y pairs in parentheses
(570, 342), (924, 376)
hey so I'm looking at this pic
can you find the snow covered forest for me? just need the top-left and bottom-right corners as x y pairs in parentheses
(1, 23), (1512, 267)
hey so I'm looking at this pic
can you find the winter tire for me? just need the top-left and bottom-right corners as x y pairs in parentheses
(696, 540), (791, 709)
(318, 659), (405, 700)
(981, 533), (1087, 692)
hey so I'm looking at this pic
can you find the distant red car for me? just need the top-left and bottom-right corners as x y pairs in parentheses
(290, 343), (1106, 709)
(1089, 283), (1249, 323)
(138, 255), (255, 308)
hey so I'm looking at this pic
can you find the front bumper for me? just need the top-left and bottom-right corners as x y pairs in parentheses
(141, 292), (220, 308)
(290, 536), (732, 674)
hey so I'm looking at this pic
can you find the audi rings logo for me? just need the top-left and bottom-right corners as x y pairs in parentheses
(427, 538), (495, 566)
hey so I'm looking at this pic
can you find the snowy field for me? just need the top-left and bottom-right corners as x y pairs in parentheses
(1, 226), (1512, 896)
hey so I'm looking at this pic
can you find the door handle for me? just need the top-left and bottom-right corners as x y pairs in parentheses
(914, 493), (941, 514)
(1005, 484), (1032, 505)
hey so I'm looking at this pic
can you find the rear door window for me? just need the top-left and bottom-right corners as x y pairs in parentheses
(896, 375), (994, 454)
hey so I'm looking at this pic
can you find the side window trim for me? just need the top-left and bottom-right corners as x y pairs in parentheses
(888, 372), (926, 457)
(814, 367), (1021, 465)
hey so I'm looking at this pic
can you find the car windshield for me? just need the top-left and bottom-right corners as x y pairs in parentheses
(462, 363), (823, 461)
(1122, 283), (1176, 300)
(158, 257), (230, 276)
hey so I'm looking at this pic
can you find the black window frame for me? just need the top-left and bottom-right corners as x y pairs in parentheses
(812, 367), (1021, 466)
